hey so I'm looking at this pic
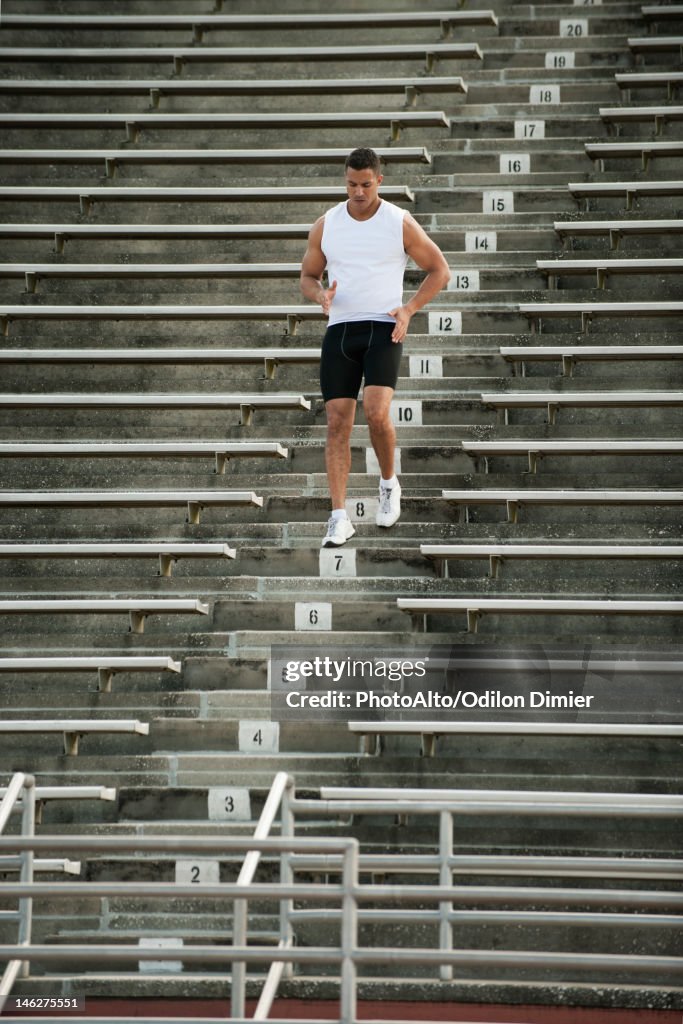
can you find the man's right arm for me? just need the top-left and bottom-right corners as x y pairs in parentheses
(300, 216), (337, 315)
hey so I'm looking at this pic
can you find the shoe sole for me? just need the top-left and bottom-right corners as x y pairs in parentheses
(322, 526), (356, 547)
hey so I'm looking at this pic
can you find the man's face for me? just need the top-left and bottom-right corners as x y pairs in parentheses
(345, 166), (383, 212)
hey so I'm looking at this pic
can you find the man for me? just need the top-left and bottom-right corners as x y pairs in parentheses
(300, 146), (451, 547)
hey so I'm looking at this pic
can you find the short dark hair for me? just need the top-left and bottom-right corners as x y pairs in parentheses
(345, 147), (382, 175)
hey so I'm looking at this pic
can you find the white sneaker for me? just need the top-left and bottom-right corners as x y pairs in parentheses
(376, 480), (401, 528)
(321, 516), (356, 548)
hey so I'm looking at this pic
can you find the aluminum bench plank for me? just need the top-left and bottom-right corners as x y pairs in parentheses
(567, 181), (683, 207)
(0, 12), (498, 30)
(0, 264), (304, 289)
(481, 390), (683, 407)
(0, 598), (209, 636)
(0, 185), (415, 206)
(421, 543), (683, 578)
(585, 141), (683, 170)
(0, 393), (311, 412)
(0, 77), (466, 100)
(499, 345), (683, 376)
(0, 223), (314, 238)
(628, 35), (683, 52)
(0, 543), (236, 578)
(459, 440), (683, 473)
(0, 655), (181, 691)
(0, 442), (289, 474)
(555, 219), (683, 238)
(0, 719), (149, 755)
(396, 597), (683, 633)
(0, 491), (262, 525)
(536, 259), (683, 286)
(442, 487), (683, 521)
(0, 349), (316, 367)
(599, 105), (683, 124)
(518, 302), (683, 332)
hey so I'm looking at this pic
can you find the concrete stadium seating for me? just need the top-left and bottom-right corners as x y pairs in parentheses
(1, 0), (681, 1015)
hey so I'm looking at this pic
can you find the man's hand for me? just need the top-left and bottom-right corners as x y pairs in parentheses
(387, 305), (412, 343)
(321, 280), (338, 316)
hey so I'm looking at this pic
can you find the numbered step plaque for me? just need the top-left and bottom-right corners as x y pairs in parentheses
(428, 311), (462, 335)
(138, 937), (184, 974)
(466, 231), (497, 253)
(573, 0), (600, 6)
(500, 153), (531, 175)
(545, 51), (576, 69)
(238, 720), (279, 753)
(175, 859), (220, 885)
(530, 85), (561, 105)
(409, 354), (443, 377)
(208, 787), (252, 821)
(560, 17), (588, 35)
(390, 400), (422, 426)
(346, 495), (380, 521)
(483, 190), (514, 215)
(295, 601), (332, 631)
(319, 548), (357, 578)
(365, 447), (401, 475)
(514, 120), (545, 140)
(449, 270), (480, 292)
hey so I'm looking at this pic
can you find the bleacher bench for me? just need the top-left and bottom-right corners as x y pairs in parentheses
(0, 185), (415, 214)
(615, 72), (683, 101)
(0, 347), (318, 382)
(628, 35), (683, 58)
(420, 543), (683, 579)
(441, 487), (683, 523)
(536, 258), (683, 289)
(0, 147), (432, 177)
(0, 43), (484, 74)
(0, 110), (451, 143)
(585, 141), (683, 172)
(0, 598), (209, 635)
(641, 5), (683, 22)
(460, 440), (683, 474)
(554, 218), (683, 249)
(0, 11), (498, 33)
(0, 392), (311, 425)
(0, 719), (149, 756)
(0, 655), (181, 691)
(0, 223), (314, 252)
(0, 77), (468, 107)
(480, 390), (683, 424)
(0, 490), (262, 525)
(499, 344), (683, 376)
(348, 721), (683, 757)
(396, 597), (683, 634)
(518, 301), (683, 333)
(599, 105), (683, 135)
(0, 263), (305, 293)
(0, 542), (236, 578)
(567, 180), (683, 211)
(0, 440), (289, 474)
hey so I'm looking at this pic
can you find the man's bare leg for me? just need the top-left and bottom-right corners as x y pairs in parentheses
(325, 396), (357, 509)
(363, 385), (401, 527)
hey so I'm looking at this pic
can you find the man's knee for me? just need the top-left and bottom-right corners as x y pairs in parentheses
(364, 400), (392, 432)
(326, 400), (355, 438)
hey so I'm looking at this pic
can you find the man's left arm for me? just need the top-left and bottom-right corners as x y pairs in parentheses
(388, 214), (451, 343)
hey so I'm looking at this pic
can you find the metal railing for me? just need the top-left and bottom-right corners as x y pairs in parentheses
(0, 773), (36, 1007)
(0, 774), (682, 1022)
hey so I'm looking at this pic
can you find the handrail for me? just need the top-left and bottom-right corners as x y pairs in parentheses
(232, 771), (293, 1019)
(0, 773), (35, 1013)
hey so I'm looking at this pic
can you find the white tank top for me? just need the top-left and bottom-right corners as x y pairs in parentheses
(321, 198), (408, 327)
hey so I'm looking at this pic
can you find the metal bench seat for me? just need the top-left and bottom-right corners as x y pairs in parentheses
(0, 43), (483, 74)
(628, 35), (683, 54)
(396, 596), (683, 634)
(615, 72), (683, 100)
(0, 655), (181, 691)
(0, 110), (450, 144)
(554, 218), (683, 249)
(0, 223), (315, 253)
(0, 77), (467, 106)
(0, 394), (311, 427)
(0, 11), (498, 33)
(518, 301), (683, 333)
(0, 598), (209, 636)
(347, 721), (683, 757)
(0, 490), (262, 525)
(0, 147), (431, 176)
(0, 440), (289, 475)
(599, 105), (683, 134)
(536, 258), (683, 289)
(420, 542), (683, 579)
(0, 542), (236, 578)
(0, 185), (415, 213)
(460, 440), (683, 474)
(441, 488), (683, 522)
(499, 344), (683, 376)
(0, 305), (324, 338)
(641, 5), (683, 21)
(566, 181), (683, 211)
(585, 141), (683, 172)
(0, 263), (304, 294)
(480, 390), (683, 424)
(0, 718), (149, 756)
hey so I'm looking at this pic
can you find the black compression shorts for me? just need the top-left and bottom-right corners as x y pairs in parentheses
(319, 320), (402, 402)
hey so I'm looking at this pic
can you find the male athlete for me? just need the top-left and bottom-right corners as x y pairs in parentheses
(300, 147), (451, 547)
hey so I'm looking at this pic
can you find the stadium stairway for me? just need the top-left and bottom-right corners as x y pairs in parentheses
(0, 0), (681, 1014)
